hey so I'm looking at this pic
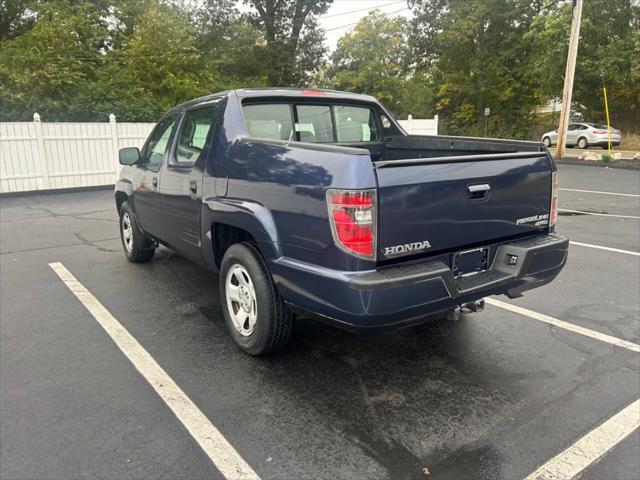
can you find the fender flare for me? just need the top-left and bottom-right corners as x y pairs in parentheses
(202, 197), (281, 268)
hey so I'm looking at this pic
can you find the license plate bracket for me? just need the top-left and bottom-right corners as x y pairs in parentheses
(453, 248), (489, 278)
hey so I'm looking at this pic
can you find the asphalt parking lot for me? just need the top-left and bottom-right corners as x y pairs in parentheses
(1, 163), (638, 480)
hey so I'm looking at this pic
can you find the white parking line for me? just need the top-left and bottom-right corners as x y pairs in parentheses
(524, 398), (640, 480)
(49, 262), (260, 480)
(569, 241), (640, 256)
(558, 208), (640, 219)
(485, 298), (640, 353)
(560, 188), (640, 198)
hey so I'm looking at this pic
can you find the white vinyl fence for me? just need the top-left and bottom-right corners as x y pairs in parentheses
(1, 113), (439, 194)
(398, 114), (439, 136)
(0, 113), (155, 193)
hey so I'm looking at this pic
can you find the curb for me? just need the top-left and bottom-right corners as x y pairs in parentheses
(554, 158), (640, 171)
(0, 184), (114, 198)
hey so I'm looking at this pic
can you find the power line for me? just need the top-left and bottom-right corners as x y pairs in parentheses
(321, 0), (405, 19)
(324, 6), (410, 32)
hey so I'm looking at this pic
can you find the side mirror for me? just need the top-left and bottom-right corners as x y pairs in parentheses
(119, 147), (140, 165)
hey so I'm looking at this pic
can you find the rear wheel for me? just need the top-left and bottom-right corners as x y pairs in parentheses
(220, 242), (292, 355)
(577, 137), (588, 149)
(119, 202), (155, 263)
(542, 136), (551, 147)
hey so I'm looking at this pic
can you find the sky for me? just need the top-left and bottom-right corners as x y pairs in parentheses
(318, 0), (412, 51)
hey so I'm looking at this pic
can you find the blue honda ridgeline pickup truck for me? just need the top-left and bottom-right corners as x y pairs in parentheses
(115, 88), (568, 355)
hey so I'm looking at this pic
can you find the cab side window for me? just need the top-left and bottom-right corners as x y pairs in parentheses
(143, 115), (177, 172)
(175, 106), (217, 164)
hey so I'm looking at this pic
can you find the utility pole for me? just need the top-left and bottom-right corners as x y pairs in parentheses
(555, 0), (583, 159)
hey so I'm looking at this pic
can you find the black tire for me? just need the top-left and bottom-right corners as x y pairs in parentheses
(220, 242), (292, 355)
(577, 137), (588, 149)
(542, 137), (551, 147)
(119, 201), (155, 263)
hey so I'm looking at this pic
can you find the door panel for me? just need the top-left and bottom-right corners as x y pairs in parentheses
(160, 103), (220, 264)
(565, 124), (579, 145)
(132, 115), (178, 239)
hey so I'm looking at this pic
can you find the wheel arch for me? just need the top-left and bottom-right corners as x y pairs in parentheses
(203, 198), (282, 270)
(115, 191), (128, 213)
(115, 179), (134, 212)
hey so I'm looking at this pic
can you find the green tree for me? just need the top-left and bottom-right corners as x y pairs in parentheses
(196, 0), (269, 88)
(0, 0), (110, 120)
(244, 0), (332, 86)
(528, 0), (640, 132)
(84, 1), (214, 121)
(409, 0), (543, 138)
(0, 0), (35, 41)
(324, 11), (422, 117)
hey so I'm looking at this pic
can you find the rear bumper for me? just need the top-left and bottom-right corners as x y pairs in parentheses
(590, 134), (621, 146)
(269, 233), (568, 332)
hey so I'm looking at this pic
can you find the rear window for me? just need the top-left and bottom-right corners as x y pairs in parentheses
(242, 102), (379, 143)
(296, 105), (334, 143)
(243, 104), (294, 141)
(587, 123), (609, 129)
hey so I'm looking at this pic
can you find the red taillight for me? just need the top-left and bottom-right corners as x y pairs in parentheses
(549, 172), (558, 231)
(327, 189), (376, 259)
(593, 129), (608, 134)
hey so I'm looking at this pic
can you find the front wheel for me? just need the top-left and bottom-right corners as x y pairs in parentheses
(577, 137), (588, 149)
(220, 243), (292, 355)
(119, 202), (155, 263)
(542, 137), (551, 147)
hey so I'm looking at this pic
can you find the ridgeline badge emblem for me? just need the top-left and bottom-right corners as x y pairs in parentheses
(516, 213), (549, 227)
(384, 240), (431, 257)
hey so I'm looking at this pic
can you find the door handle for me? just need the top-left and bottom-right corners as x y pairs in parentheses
(152, 177), (158, 188)
(189, 180), (197, 193)
(467, 183), (490, 200)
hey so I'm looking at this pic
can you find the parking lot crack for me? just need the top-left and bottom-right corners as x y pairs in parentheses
(73, 232), (120, 253)
(25, 205), (117, 223)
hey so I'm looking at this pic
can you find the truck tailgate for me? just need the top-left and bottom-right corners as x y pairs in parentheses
(374, 153), (553, 261)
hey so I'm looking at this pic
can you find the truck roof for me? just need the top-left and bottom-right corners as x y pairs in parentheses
(167, 88), (379, 115)
(234, 88), (377, 102)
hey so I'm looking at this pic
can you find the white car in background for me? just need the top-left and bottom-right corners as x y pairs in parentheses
(542, 123), (621, 149)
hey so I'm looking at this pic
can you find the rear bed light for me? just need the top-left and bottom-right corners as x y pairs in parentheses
(327, 189), (376, 259)
(549, 171), (558, 231)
